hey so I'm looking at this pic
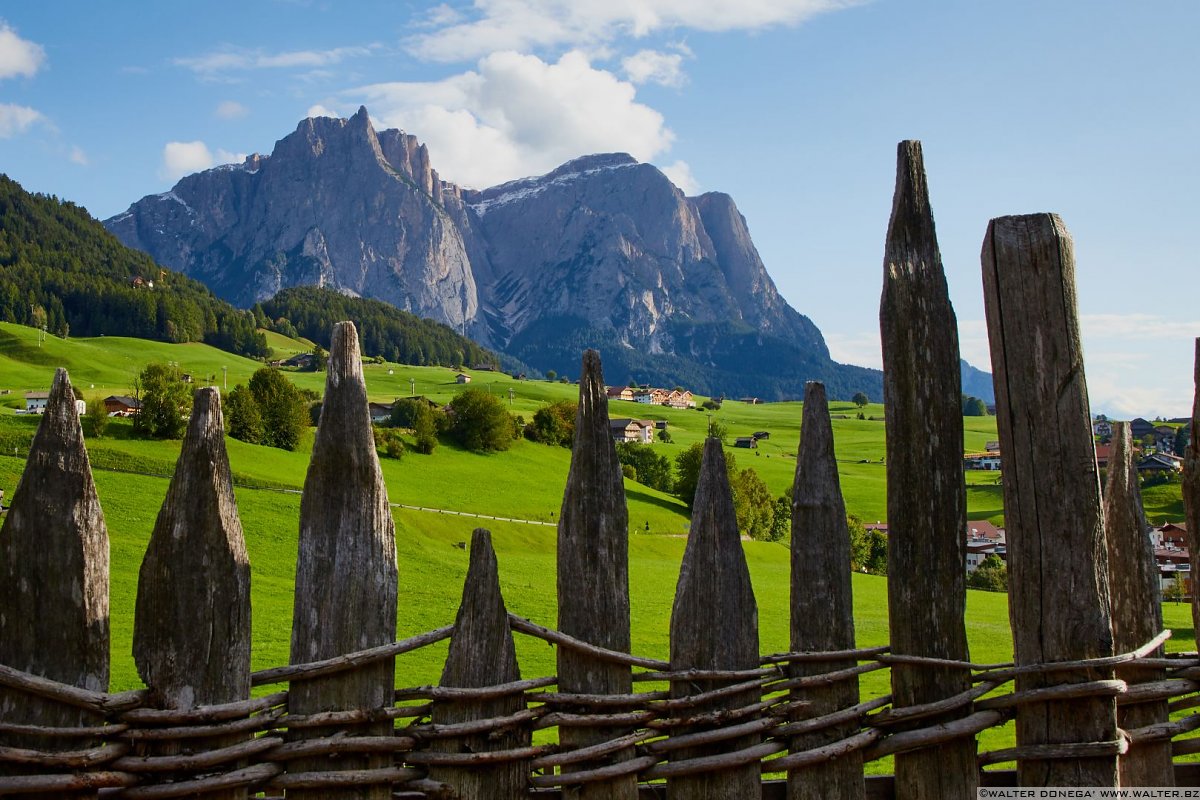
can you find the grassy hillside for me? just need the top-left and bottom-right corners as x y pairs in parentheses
(0, 321), (1192, 768)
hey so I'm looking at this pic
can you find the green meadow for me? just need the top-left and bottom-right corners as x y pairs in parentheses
(0, 320), (1191, 768)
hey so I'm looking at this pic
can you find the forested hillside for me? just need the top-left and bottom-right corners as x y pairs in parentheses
(0, 175), (267, 357)
(259, 286), (498, 369)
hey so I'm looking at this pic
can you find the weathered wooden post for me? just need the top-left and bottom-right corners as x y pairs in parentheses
(427, 528), (529, 798)
(288, 322), (398, 799)
(879, 140), (976, 798)
(1185, 339), (1200, 639)
(131, 388), (252, 798)
(556, 349), (637, 799)
(1104, 421), (1172, 785)
(787, 382), (862, 800)
(982, 213), (1117, 786)
(668, 438), (760, 799)
(0, 368), (109, 800)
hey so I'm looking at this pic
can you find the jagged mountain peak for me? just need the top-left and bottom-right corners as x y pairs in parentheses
(105, 108), (887, 399)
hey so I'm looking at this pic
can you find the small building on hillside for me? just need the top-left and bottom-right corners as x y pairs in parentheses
(1159, 522), (1189, 549)
(665, 389), (695, 409)
(752, 431), (770, 441)
(739, 397), (762, 405)
(104, 396), (142, 416)
(734, 437), (758, 449)
(368, 402), (397, 424)
(283, 352), (317, 370)
(1094, 443), (1113, 470)
(606, 386), (635, 401)
(455, 373), (472, 384)
(1137, 453), (1183, 476)
(1130, 417), (1156, 440)
(1092, 415), (1112, 439)
(609, 418), (654, 444)
(964, 453), (1002, 471)
(24, 392), (49, 414)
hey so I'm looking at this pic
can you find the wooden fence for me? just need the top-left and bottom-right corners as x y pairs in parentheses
(2, 141), (1199, 799)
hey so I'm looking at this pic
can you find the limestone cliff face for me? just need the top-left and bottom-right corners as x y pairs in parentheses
(106, 109), (882, 398)
(106, 107), (481, 339)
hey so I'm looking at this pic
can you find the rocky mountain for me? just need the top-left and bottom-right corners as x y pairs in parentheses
(105, 107), (982, 401)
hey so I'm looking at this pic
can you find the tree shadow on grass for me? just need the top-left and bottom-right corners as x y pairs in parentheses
(624, 485), (689, 517)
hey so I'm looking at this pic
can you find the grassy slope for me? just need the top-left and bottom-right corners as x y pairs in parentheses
(0, 320), (1190, 765)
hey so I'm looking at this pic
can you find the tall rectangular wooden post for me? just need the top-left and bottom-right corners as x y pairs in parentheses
(982, 213), (1117, 786)
(288, 322), (398, 799)
(879, 140), (976, 798)
(787, 382), (863, 800)
(1185, 339), (1200, 640)
(0, 368), (109, 800)
(556, 350), (637, 799)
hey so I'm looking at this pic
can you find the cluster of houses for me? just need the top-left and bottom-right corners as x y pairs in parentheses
(606, 386), (697, 409)
(21, 391), (144, 417)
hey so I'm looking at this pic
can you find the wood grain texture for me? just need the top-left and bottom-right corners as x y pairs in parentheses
(1186, 340), (1200, 643)
(982, 213), (1117, 787)
(0, 368), (109, 800)
(556, 350), (637, 800)
(1104, 422), (1172, 786)
(133, 388), (252, 799)
(787, 382), (863, 800)
(288, 322), (398, 800)
(429, 528), (529, 798)
(878, 140), (976, 798)
(669, 438), (760, 800)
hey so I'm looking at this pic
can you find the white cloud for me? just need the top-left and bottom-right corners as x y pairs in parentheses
(622, 49), (686, 87)
(408, 0), (856, 62)
(69, 145), (88, 165)
(160, 140), (215, 180)
(352, 50), (675, 189)
(215, 148), (247, 165)
(0, 103), (44, 137)
(175, 45), (377, 76)
(215, 100), (249, 119)
(0, 21), (46, 79)
(824, 331), (882, 371)
(658, 160), (699, 194)
(306, 103), (340, 118)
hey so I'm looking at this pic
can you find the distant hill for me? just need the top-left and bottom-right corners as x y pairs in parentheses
(0, 174), (267, 358)
(259, 286), (502, 369)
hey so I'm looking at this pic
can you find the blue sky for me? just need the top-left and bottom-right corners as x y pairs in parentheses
(1, 0), (1196, 417)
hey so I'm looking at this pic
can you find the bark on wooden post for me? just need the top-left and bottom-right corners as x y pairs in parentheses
(788, 382), (862, 800)
(982, 213), (1117, 786)
(289, 322), (398, 800)
(879, 140), (976, 798)
(133, 388), (252, 799)
(429, 528), (528, 798)
(669, 438), (760, 800)
(556, 349), (636, 799)
(1104, 421), (1171, 786)
(1185, 339), (1200, 640)
(0, 368), (109, 800)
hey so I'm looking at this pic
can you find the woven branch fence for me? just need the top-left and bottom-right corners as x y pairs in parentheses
(2, 141), (1199, 800)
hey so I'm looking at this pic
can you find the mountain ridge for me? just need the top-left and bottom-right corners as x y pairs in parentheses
(105, 108), (991, 402)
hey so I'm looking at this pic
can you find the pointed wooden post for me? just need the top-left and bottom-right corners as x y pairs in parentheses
(132, 388), (252, 799)
(0, 368), (109, 800)
(289, 322), (398, 799)
(668, 438), (760, 799)
(1104, 421), (1172, 786)
(429, 529), (529, 798)
(982, 213), (1117, 786)
(879, 140), (976, 798)
(1186, 340), (1200, 640)
(788, 382), (862, 800)
(556, 350), (637, 798)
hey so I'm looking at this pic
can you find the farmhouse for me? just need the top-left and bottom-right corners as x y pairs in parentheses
(1129, 417), (1156, 440)
(23, 392), (49, 414)
(455, 373), (472, 384)
(1092, 415), (1112, 438)
(606, 386), (635, 401)
(104, 396), (142, 416)
(665, 389), (695, 409)
(1137, 453), (1182, 476)
(963, 452), (1001, 471)
(609, 419), (654, 444)
(368, 402), (396, 424)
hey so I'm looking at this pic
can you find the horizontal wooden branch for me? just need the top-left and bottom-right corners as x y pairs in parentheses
(407, 707), (544, 739)
(119, 763), (283, 799)
(0, 721), (127, 739)
(267, 766), (423, 789)
(1126, 713), (1200, 745)
(869, 681), (1002, 728)
(509, 614), (669, 670)
(536, 710), (657, 729)
(395, 676), (556, 702)
(634, 666), (780, 683)
(865, 709), (1006, 761)
(641, 739), (787, 779)
(644, 713), (784, 755)
(1115, 678), (1200, 705)
(283, 703), (432, 729)
(120, 690), (287, 724)
(974, 631), (1171, 683)
(974, 679), (1126, 711)
(110, 735), (282, 772)
(772, 662), (887, 691)
(977, 738), (1128, 767)
(761, 646), (890, 665)
(0, 769), (138, 794)
(769, 728), (882, 771)
(0, 741), (128, 768)
(403, 744), (553, 766)
(120, 707), (284, 740)
(531, 690), (666, 708)
(529, 755), (658, 787)
(530, 731), (649, 769)
(266, 734), (418, 762)
(252, 626), (453, 687)
(777, 696), (892, 738)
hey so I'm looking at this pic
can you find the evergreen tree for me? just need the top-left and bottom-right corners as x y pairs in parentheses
(225, 385), (263, 445)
